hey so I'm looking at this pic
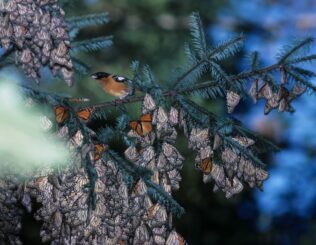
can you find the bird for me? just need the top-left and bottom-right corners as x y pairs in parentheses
(91, 72), (133, 99)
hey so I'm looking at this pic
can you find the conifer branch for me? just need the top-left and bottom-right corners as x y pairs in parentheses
(81, 61), (294, 110)
(209, 35), (244, 61)
(250, 51), (260, 71)
(287, 70), (316, 91)
(173, 60), (208, 89)
(3, 5), (315, 242)
(146, 182), (185, 217)
(71, 36), (113, 53)
(223, 136), (265, 167)
(286, 54), (316, 64)
(72, 57), (90, 75)
(190, 12), (208, 59)
(277, 37), (314, 64)
(20, 52), (316, 112)
(66, 13), (110, 30)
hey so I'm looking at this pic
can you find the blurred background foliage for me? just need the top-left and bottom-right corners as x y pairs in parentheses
(17, 0), (316, 244)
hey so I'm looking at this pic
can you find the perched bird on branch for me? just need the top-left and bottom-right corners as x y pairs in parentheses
(91, 72), (134, 99)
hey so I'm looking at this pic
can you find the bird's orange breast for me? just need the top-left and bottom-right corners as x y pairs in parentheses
(99, 76), (127, 97)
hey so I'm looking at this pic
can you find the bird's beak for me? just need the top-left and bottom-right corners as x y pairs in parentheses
(91, 74), (98, 79)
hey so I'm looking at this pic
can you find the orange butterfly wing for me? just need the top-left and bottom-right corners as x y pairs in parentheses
(196, 158), (212, 174)
(140, 113), (152, 122)
(129, 114), (153, 137)
(141, 122), (152, 136)
(94, 144), (107, 161)
(129, 121), (139, 132)
(77, 108), (94, 121)
(129, 121), (143, 136)
(202, 158), (212, 174)
(54, 106), (69, 124)
(140, 113), (153, 135)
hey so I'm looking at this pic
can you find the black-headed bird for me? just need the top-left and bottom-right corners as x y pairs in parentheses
(91, 72), (133, 99)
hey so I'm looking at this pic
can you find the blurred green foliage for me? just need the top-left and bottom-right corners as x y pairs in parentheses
(43, 0), (228, 98)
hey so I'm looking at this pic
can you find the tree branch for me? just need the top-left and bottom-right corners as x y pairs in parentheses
(20, 58), (307, 111)
(84, 62), (282, 110)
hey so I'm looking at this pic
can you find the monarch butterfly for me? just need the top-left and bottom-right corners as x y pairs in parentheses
(142, 93), (156, 112)
(258, 83), (273, 100)
(132, 178), (146, 196)
(129, 113), (153, 137)
(226, 91), (240, 113)
(277, 86), (289, 102)
(118, 240), (126, 245)
(249, 79), (259, 104)
(232, 136), (255, 148)
(76, 108), (94, 121)
(195, 158), (213, 174)
(94, 144), (108, 161)
(264, 101), (273, 115)
(166, 231), (186, 245)
(54, 106), (69, 124)
(147, 204), (160, 218)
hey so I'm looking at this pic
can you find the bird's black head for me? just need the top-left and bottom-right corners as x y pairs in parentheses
(91, 72), (110, 80)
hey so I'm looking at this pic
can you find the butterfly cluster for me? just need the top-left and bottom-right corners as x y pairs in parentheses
(34, 93), (268, 244)
(0, 0), (73, 85)
(249, 78), (306, 114)
(54, 105), (95, 125)
(3, 7), (315, 243)
(126, 94), (183, 191)
(0, 77), (270, 244)
(0, 177), (23, 245)
(125, 94), (186, 244)
(185, 122), (268, 198)
(15, 94), (187, 245)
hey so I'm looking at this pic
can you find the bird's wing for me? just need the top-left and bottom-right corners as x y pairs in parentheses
(112, 75), (128, 83)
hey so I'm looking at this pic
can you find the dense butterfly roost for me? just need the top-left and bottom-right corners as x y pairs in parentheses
(248, 78), (306, 114)
(0, 92), (270, 244)
(0, 0), (73, 85)
(188, 128), (268, 198)
(16, 94), (186, 245)
(0, 177), (23, 245)
(0, 4), (316, 244)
